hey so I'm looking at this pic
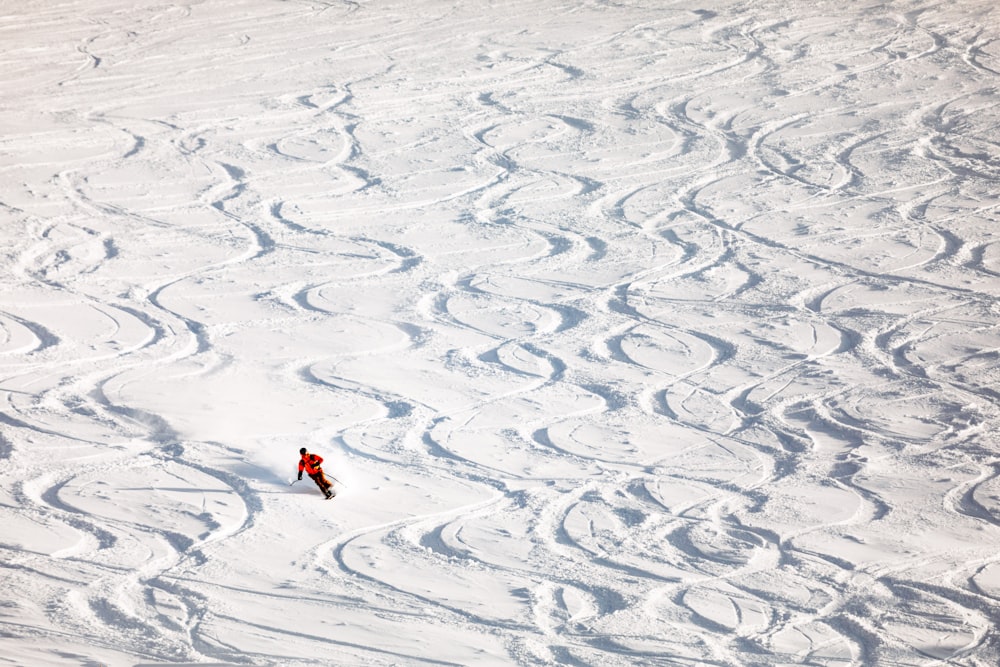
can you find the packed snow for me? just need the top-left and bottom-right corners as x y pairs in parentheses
(2, 0), (1000, 665)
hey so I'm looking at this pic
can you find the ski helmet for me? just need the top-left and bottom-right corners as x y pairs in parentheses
(299, 447), (307, 455)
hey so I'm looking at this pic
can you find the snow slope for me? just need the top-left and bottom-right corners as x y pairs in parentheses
(2, 0), (1000, 664)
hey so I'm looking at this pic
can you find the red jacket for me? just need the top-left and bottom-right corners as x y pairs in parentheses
(299, 453), (323, 475)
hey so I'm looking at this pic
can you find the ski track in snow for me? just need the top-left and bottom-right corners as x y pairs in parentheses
(2, 0), (1000, 665)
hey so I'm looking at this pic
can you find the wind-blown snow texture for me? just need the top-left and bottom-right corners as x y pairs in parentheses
(2, 0), (1000, 665)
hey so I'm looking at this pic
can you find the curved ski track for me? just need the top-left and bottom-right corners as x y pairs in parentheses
(1, 0), (1000, 665)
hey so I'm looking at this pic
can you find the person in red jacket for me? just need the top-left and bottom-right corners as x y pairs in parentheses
(298, 447), (334, 499)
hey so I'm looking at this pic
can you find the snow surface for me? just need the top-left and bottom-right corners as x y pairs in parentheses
(2, 0), (1000, 665)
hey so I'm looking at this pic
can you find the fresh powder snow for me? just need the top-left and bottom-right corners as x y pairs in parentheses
(1, 0), (1000, 665)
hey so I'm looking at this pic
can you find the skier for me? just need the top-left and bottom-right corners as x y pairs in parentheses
(298, 448), (335, 499)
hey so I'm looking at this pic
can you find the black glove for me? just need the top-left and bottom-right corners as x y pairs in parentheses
(297, 473), (302, 480)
